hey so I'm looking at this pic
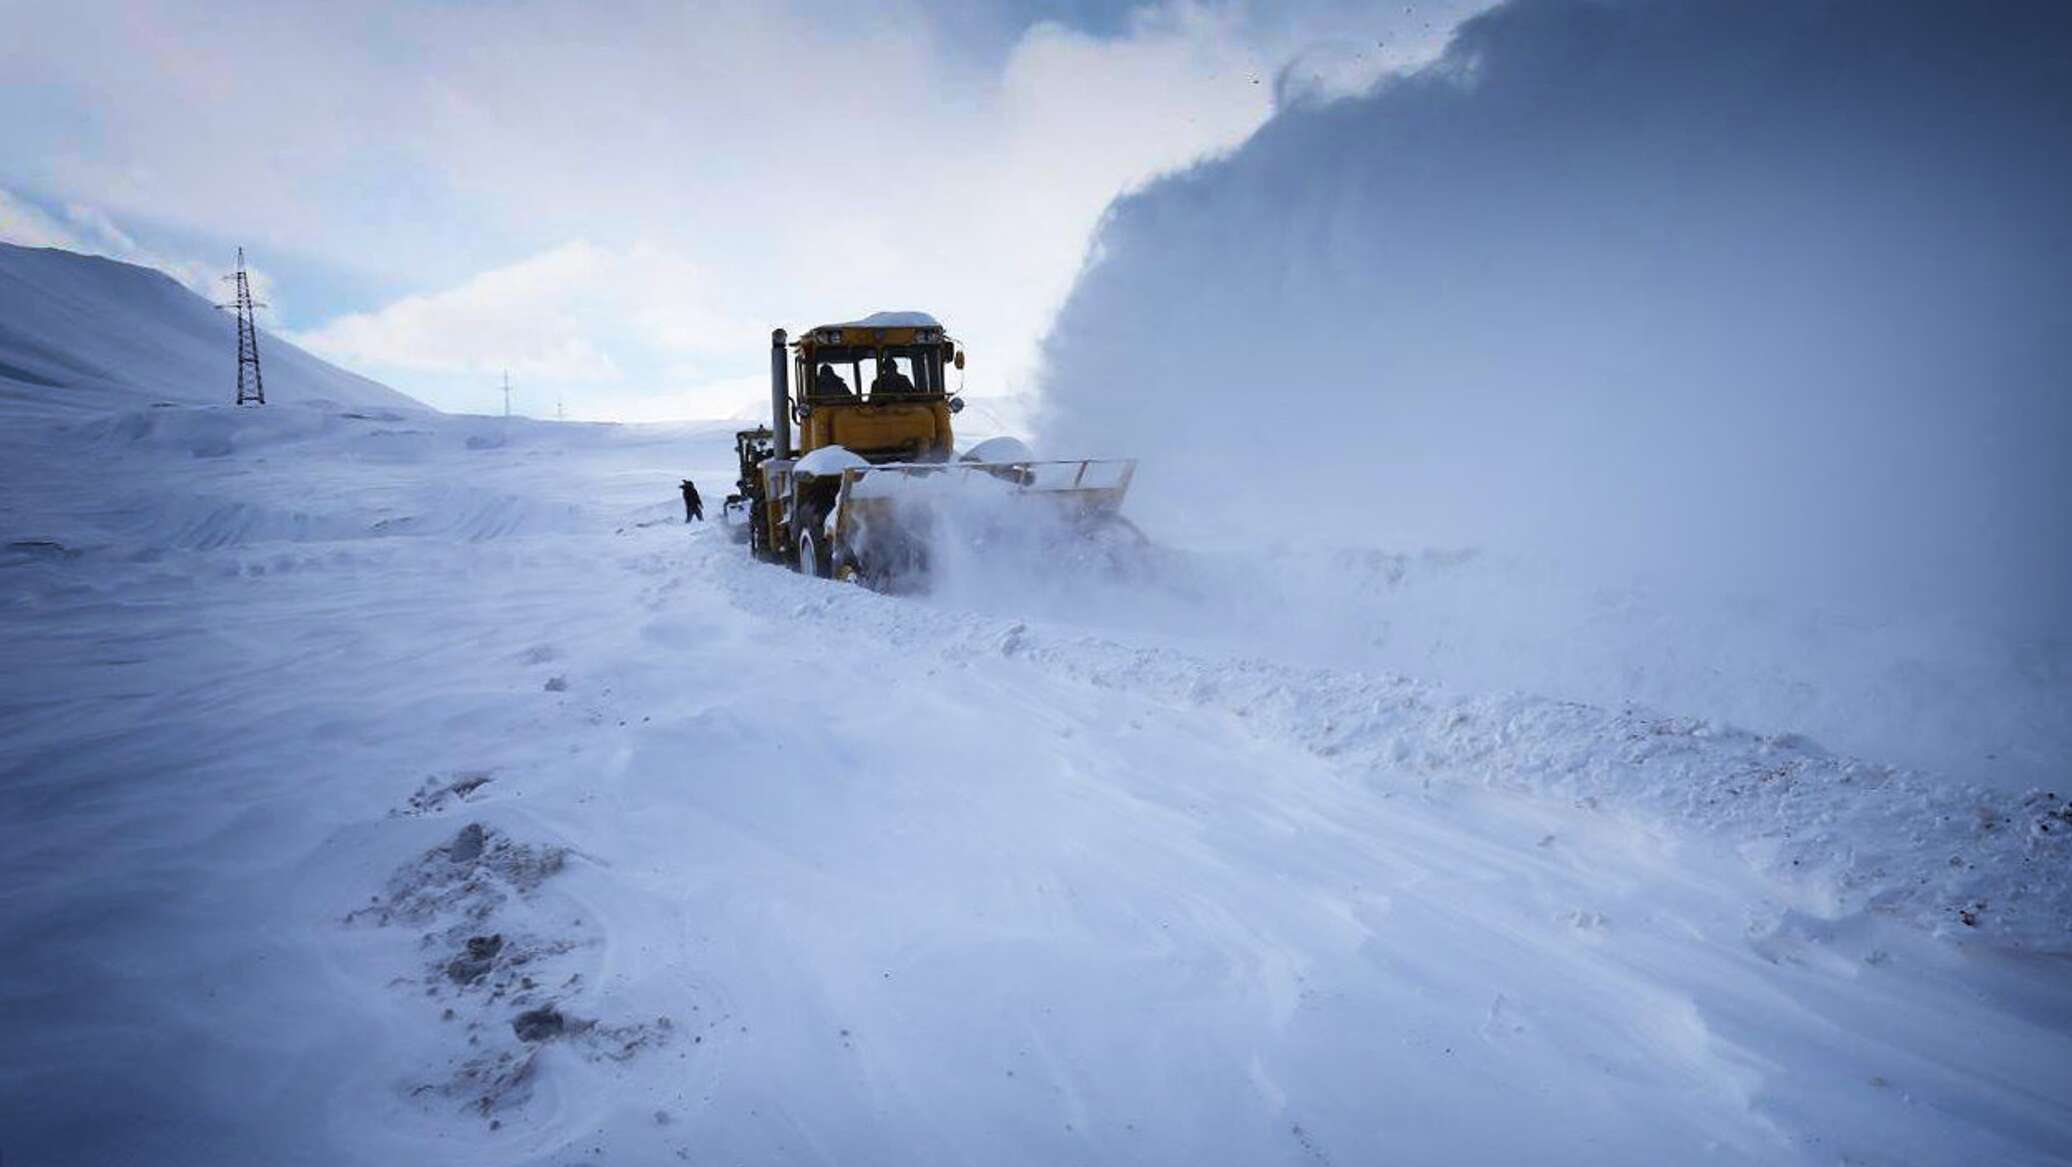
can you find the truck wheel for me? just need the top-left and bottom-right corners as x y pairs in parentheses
(748, 499), (771, 561)
(796, 525), (830, 578)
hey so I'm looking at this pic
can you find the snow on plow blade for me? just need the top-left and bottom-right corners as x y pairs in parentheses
(830, 458), (1137, 589)
(842, 458), (1134, 506)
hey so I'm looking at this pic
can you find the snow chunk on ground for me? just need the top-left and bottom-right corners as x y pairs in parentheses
(343, 822), (676, 1122)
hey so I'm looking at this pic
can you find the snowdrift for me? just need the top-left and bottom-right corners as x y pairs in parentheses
(4, 403), (653, 554)
(3, 398), (2068, 1165)
(756, 541), (2072, 955)
(0, 242), (422, 415)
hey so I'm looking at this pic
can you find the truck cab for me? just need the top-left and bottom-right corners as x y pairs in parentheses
(791, 313), (963, 463)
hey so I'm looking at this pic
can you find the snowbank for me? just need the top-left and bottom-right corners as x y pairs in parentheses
(735, 553), (2072, 956)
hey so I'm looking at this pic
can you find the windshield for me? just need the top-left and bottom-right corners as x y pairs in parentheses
(801, 345), (945, 400)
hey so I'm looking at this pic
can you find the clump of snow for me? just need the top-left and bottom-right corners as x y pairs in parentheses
(793, 443), (868, 478)
(345, 821), (567, 928)
(395, 771), (496, 817)
(827, 310), (941, 330)
(960, 434), (1034, 464)
(343, 821), (677, 1121)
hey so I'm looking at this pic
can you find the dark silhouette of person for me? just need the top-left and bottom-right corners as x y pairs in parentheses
(871, 354), (915, 397)
(680, 479), (703, 522)
(815, 363), (854, 399)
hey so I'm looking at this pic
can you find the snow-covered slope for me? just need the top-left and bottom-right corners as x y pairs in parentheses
(0, 242), (422, 415)
(2, 400), (2067, 1166)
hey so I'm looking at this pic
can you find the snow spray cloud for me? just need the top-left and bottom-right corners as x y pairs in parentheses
(1032, 0), (2072, 785)
(1037, 0), (2072, 634)
(845, 462), (1151, 610)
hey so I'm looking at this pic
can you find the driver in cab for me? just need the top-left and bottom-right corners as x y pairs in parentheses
(814, 363), (854, 399)
(870, 353), (915, 398)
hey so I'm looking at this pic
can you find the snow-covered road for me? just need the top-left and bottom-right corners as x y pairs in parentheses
(3, 402), (2067, 1165)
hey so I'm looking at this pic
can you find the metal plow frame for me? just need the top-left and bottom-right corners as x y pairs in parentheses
(828, 458), (1137, 589)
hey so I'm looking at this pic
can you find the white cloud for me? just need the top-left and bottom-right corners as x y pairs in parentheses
(0, 185), (279, 310)
(574, 374), (773, 426)
(3, 1), (1488, 420)
(289, 240), (759, 414)
(282, 3), (1284, 417)
(0, 189), (83, 250)
(294, 242), (624, 381)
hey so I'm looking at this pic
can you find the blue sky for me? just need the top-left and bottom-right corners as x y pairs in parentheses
(0, 0), (1483, 418)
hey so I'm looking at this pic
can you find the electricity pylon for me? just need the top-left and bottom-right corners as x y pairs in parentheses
(218, 248), (266, 405)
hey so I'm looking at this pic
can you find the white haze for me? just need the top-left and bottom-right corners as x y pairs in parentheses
(1032, 0), (2072, 789)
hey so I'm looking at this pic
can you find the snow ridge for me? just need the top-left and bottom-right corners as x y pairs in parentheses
(716, 558), (2071, 955)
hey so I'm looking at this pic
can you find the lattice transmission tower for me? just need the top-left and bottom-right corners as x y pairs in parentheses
(218, 248), (267, 405)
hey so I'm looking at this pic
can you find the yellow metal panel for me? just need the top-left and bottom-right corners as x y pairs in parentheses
(799, 400), (953, 459)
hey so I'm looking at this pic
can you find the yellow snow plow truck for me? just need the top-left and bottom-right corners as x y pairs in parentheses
(726, 312), (1135, 589)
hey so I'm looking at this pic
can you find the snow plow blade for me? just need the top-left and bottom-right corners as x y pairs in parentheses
(829, 458), (1137, 589)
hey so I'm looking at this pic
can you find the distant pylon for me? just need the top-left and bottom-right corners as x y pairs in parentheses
(217, 248), (267, 406)
(501, 370), (512, 417)
(556, 396), (565, 421)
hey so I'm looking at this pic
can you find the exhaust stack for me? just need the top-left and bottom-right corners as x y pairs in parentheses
(770, 328), (792, 459)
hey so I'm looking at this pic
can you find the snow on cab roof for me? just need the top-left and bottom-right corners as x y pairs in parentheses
(814, 310), (942, 331)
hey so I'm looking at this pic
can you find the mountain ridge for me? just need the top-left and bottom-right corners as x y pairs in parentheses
(0, 242), (422, 415)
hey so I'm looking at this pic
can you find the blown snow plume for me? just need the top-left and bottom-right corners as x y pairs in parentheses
(836, 451), (1142, 599)
(1035, 0), (2072, 787)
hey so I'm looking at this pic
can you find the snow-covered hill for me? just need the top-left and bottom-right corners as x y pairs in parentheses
(0, 242), (422, 415)
(1, 397), (2066, 1166)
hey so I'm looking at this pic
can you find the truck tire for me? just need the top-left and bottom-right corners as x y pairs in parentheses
(796, 520), (831, 578)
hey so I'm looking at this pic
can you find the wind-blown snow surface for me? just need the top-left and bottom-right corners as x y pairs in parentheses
(3, 397), (2068, 1165)
(1035, 0), (2072, 790)
(0, 242), (421, 415)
